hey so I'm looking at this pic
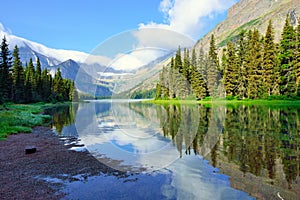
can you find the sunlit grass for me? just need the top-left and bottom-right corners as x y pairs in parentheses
(0, 103), (52, 140)
(145, 99), (199, 105)
(146, 99), (300, 107)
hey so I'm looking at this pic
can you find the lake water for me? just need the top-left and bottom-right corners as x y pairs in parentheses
(49, 100), (300, 200)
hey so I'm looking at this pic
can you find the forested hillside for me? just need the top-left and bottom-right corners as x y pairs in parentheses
(0, 37), (78, 104)
(156, 16), (300, 100)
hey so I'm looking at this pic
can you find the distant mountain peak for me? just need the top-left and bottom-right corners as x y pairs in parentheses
(0, 23), (110, 67)
(64, 59), (78, 66)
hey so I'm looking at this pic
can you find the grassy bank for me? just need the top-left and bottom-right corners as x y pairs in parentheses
(145, 99), (300, 107)
(145, 99), (199, 105)
(0, 103), (54, 140)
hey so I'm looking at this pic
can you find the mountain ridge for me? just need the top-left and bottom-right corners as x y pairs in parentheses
(0, 26), (111, 74)
(195, 0), (300, 52)
(0, 25), (118, 96)
(130, 0), (300, 98)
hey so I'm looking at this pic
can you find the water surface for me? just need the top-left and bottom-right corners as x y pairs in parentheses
(51, 100), (300, 199)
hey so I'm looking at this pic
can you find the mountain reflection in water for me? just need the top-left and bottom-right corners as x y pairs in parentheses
(51, 100), (299, 199)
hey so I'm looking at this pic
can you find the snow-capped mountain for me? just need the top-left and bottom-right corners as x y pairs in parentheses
(0, 26), (110, 67)
(0, 24), (116, 96)
(0, 23), (172, 97)
(50, 59), (80, 80)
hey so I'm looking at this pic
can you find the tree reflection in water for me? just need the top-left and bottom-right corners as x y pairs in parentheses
(130, 103), (299, 191)
(44, 103), (78, 134)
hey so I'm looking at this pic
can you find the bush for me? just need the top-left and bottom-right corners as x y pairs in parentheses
(185, 94), (197, 100)
(226, 95), (235, 100)
(267, 95), (300, 101)
(203, 96), (212, 101)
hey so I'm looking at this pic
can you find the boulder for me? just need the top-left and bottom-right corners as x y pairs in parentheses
(25, 146), (37, 154)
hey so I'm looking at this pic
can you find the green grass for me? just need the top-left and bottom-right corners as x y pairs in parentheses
(144, 99), (199, 105)
(0, 103), (52, 140)
(146, 99), (300, 108)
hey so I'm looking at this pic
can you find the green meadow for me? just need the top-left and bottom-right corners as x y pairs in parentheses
(0, 103), (53, 140)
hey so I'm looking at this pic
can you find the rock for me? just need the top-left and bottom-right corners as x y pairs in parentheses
(25, 146), (37, 154)
(289, 9), (298, 26)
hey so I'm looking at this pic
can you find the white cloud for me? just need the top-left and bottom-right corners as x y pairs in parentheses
(99, 0), (238, 71)
(109, 49), (164, 70)
(111, 53), (145, 70)
(110, 27), (195, 71)
(84, 54), (111, 66)
(159, 0), (173, 21)
(133, 27), (194, 50)
(140, 0), (237, 39)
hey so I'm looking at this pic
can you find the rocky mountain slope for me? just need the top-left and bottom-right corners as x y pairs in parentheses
(195, 0), (300, 51)
(130, 0), (300, 98)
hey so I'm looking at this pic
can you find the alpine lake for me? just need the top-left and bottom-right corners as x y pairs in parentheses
(46, 99), (300, 200)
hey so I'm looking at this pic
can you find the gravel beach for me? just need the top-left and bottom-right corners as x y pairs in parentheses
(0, 126), (118, 200)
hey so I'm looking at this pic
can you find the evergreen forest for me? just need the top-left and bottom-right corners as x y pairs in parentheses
(0, 37), (78, 104)
(156, 17), (300, 100)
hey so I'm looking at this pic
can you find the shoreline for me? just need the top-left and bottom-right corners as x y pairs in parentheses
(144, 99), (300, 106)
(1, 126), (298, 199)
(0, 126), (119, 199)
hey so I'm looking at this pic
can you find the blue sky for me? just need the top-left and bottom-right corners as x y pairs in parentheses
(0, 0), (238, 53)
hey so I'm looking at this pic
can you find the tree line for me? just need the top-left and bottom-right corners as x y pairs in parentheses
(0, 37), (78, 104)
(156, 16), (300, 100)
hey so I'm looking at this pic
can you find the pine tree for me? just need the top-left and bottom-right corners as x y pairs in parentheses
(0, 36), (12, 102)
(62, 79), (71, 101)
(70, 81), (78, 101)
(207, 34), (219, 97)
(173, 46), (189, 98)
(198, 46), (207, 81)
(295, 18), (300, 96)
(24, 58), (35, 102)
(208, 35), (219, 70)
(221, 47), (227, 69)
(35, 57), (42, 101)
(279, 15), (297, 96)
(263, 21), (278, 96)
(191, 49), (197, 69)
(272, 43), (281, 96)
(182, 48), (191, 95)
(156, 63), (171, 100)
(155, 83), (162, 100)
(224, 42), (238, 97)
(183, 48), (190, 81)
(236, 30), (248, 99)
(12, 45), (25, 103)
(190, 64), (207, 100)
(168, 57), (176, 99)
(246, 29), (263, 99)
(41, 69), (52, 101)
(161, 66), (170, 98)
(53, 68), (64, 101)
(174, 46), (183, 72)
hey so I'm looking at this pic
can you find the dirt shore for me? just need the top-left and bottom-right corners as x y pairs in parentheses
(0, 127), (118, 200)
